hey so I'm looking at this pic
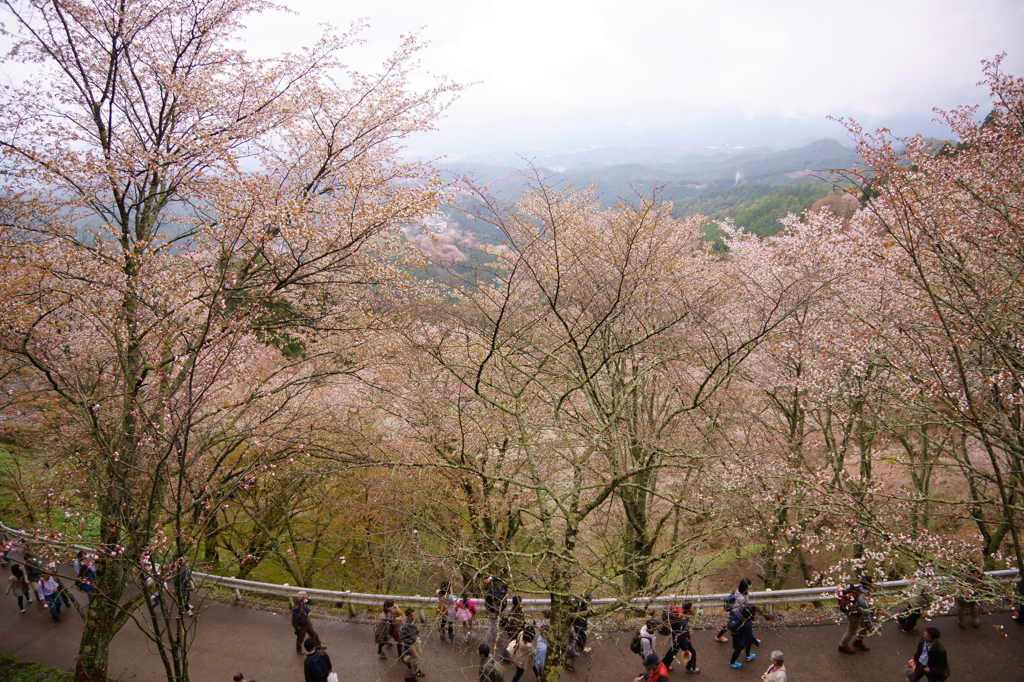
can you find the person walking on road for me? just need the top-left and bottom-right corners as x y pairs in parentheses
(375, 599), (403, 658)
(6, 564), (31, 613)
(436, 581), (457, 641)
(955, 568), (983, 629)
(716, 579), (751, 642)
(761, 650), (786, 682)
(565, 595), (592, 672)
(456, 592), (477, 643)
(728, 607), (758, 669)
(898, 580), (933, 635)
(634, 653), (670, 682)
(24, 553), (43, 602)
(506, 624), (537, 682)
(662, 601), (699, 674)
(637, 618), (659, 663)
(303, 637), (333, 682)
(400, 608), (426, 677)
(38, 570), (70, 622)
(292, 591), (321, 655)
(910, 627), (949, 682)
(533, 627), (548, 680)
(837, 576), (873, 654)
(78, 559), (95, 599)
(478, 643), (504, 682)
(1013, 574), (1024, 625)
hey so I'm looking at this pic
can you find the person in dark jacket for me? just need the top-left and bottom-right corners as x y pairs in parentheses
(716, 579), (751, 642)
(478, 643), (503, 682)
(662, 601), (699, 674)
(910, 627), (948, 682)
(303, 637), (333, 682)
(292, 592), (321, 655)
(728, 607), (758, 668)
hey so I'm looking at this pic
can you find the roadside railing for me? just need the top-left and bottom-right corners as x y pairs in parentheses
(2, 520), (1018, 613)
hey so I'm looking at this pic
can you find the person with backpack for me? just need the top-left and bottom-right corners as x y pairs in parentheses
(631, 618), (659, 662)
(292, 591), (321, 655)
(302, 637), (333, 682)
(456, 592), (477, 642)
(662, 602), (699, 674)
(909, 627), (949, 682)
(837, 576), (873, 654)
(727, 606), (758, 669)
(400, 608), (426, 677)
(716, 579), (751, 642)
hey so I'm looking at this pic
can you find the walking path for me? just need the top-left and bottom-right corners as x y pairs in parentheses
(2, 575), (1024, 682)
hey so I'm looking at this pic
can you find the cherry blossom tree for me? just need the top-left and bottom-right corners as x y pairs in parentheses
(386, 175), (820, 681)
(832, 56), (1024, 574)
(0, 1), (458, 680)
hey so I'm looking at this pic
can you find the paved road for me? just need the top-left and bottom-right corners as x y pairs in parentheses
(2, 578), (1023, 681)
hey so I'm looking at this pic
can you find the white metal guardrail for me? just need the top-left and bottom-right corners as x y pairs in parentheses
(2, 520), (1018, 612)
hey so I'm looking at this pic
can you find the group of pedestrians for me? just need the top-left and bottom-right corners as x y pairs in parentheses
(630, 585), (770, 677)
(5, 554), (80, 621)
(293, 572), (1016, 682)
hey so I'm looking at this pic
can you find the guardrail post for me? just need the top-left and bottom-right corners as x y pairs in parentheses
(763, 588), (774, 615)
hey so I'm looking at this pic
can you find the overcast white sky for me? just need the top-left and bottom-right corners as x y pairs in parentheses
(246, 0), (1024, 153)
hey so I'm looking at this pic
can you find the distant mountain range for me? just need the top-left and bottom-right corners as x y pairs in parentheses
(444, 138), (862, 205)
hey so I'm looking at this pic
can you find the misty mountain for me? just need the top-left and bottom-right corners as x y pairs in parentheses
(443, 139), (861, 205)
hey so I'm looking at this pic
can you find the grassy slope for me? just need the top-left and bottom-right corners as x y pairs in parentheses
(0, 654), (74, 682)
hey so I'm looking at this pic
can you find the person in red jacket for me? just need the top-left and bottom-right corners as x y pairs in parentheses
(635, 653), (670, 682)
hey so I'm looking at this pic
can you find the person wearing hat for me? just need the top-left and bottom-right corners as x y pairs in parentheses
(662, 602), (699, 674)
(634, 653), (670, 682)
(838, 575), (873, 654)
(292, 591), (321, 655)
(910, 628), (949, 682)
(761, 651), (786, 682)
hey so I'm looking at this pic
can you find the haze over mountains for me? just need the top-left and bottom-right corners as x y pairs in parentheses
(442, 138), (863, 205)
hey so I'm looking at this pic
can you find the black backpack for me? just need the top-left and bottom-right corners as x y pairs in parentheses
(723, 593), (736, 612)
(629, 631), (648, 654)
(305, 651), (330, 681)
